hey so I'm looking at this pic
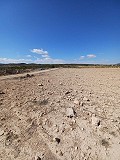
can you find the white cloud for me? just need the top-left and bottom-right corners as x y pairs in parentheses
(87, 54), (96, 58)
(31, 48), (48, 55)
(41, 54), (49, 58)
(80, 56), (85, 60)
(0, 58), (32, 64)
(30, 48), (65, 63)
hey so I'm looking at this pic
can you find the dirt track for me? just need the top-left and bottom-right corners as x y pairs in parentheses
(0, 68), (58, 80)
(0, 68), (120, 160)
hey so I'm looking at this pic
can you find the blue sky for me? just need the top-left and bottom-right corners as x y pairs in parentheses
(0, 0), (120, 64)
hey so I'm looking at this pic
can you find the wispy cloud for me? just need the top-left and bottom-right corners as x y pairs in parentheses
(80, 56), (85, 60)
(26, 54), (32, 58)
(87, 54), (96, 58)
(35, 57), (65, 64)
(41, 54), (49, 58)
(0, 58), (32, 64)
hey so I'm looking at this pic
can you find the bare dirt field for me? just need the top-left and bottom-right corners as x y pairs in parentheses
(0, 68), (120, 160)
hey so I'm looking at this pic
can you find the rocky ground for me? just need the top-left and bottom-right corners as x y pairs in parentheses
(0, 68), (120, 160)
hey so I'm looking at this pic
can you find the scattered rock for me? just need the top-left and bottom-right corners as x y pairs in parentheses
(0, 91), (5, 94)
(0, 129), (4, 136)
(75, 146), (78, 150)
(80, 102), (84, 106)
(47, 91), (53, 95)
(66, 107), (75, 118)
(92, 115), (101, 126)
(59, 150), (63, 156)
(65, 91), (71, 95)
(83, 97), (90, 101)
(54, 137), (61, 144)
(38, 84), (43, 86)
(56, 100), (60, 103)
(74, 98), (80, 105)
(35, 156), (41, 160)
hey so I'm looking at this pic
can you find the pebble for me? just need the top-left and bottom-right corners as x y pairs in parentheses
(83, 97), (90, 101)
(59, 150), (63, 156)
(75, 146), (78, 150)
(65, 91), (71, 95)
(72, 119), (76, 123)
(35, 156), (41, 160)
(80, 102), (84, 106)
(66, 108), (75, 118)
(0, 91), (5, 94)
(74, 98), (80, 105)
(0, 129), (4, 136)
(38, 84), (43, 86)
(92, 115), (101, 126)
(53, 137), (61, 144)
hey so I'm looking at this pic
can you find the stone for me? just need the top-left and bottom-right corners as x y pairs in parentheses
(92, 115), (101, 126)
(0, 129), (4, 136)
(26, 74), (31, 77)
(35, 156), (41, 160)
(59, 150), (63, 156)
(53, 137), (61, 144)
(0, 91), (5, 94)
(38, 84), (43, 86)
(65, 91), (71, 95)
(74, 98), (80, 105)
(80, 102), (84, 106)
(75, 146), (78, 150)
(66, 108), (75, 118)
(83, 97), (90, 101)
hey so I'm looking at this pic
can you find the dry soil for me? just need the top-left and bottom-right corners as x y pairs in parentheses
(0, 68), (120, 160)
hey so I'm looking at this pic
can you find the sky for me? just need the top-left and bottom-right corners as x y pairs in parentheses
(0, 0), (120, 64)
